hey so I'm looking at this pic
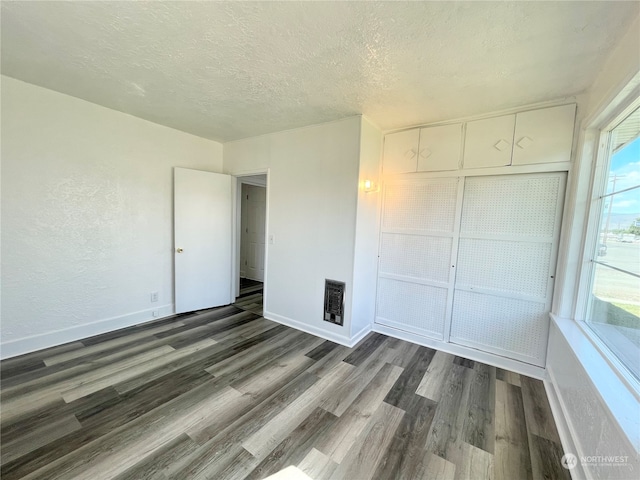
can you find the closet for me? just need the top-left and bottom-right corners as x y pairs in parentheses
(376, 103), (575, 368)
(375, 172), (566, 367)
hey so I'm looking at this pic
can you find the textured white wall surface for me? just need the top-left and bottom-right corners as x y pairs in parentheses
(586, 15), (640, 124)
(547, 13), (640, 479)
(1, 1), (637, 142)
(547, 323), (639, 480)
(350, 117), (382, 339)
(1, 76), (223, 355)
(224, 117), (361, 344)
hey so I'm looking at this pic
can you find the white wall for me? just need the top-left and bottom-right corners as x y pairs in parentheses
(1, 76), (223, 358)
(547, 320), (638, 480)
(547, 13), (640, 479)
(224, 117), (362, 345)
(350, 117), (382, 339)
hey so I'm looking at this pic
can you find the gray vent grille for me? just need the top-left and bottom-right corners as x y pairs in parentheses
(324, 279), (345, 326)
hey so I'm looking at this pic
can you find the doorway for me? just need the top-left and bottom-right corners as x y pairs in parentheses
(234, 174), (267, 314)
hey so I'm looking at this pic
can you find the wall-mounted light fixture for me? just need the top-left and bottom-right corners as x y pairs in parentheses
(363, 179), (379, 193)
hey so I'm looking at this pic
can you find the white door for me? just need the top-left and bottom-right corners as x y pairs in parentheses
(245, 184), (266, 281)
(511, 104), (576, 166)
(463, 114), (515, 169)
(174, 167), (233, 313)
(375, 177), (463, 340)
(417, 123), (462, 172)
(449, 172), (566, 366)
(382, 129), (420, 174)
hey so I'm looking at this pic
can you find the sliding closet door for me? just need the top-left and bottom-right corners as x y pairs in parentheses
(375, 177), (462, 339)
(449, 172), (566, 366)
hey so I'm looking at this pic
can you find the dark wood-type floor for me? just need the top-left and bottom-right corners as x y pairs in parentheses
(0, 288), (569, 480)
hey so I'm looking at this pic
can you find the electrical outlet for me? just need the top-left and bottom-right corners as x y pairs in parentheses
(150, 291), (159, 303)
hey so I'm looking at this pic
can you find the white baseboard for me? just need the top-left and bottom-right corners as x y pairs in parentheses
(349, 324), (372, 347)
(0, 304), (175, 360)
(545, 368), (589, 480)
(373, 323), (546, 379)
(263, 310), (361, 347)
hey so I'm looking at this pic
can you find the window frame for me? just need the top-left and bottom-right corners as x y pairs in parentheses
(575, 95), (640, 395)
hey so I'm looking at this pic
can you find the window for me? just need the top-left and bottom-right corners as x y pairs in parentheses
(586, 104), (640, 380)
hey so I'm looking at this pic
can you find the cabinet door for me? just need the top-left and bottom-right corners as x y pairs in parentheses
(382, 129), (419, 174)
(463, 114), (515, 169)
(417, 123), (462, 172)
(375, 177), (462, 340)
(512, 104), (576, 166)
(449, 173), (566, 366)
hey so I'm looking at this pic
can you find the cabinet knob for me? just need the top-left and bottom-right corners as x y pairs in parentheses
(404, 148), (417, 160)
(493, 139), (511, 152)
(176, 248), (184, 253)
(516, 136), (533, 149)
(420, 148), (432, 159)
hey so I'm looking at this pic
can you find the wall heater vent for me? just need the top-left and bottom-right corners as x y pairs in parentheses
(323, 279), (345, 326)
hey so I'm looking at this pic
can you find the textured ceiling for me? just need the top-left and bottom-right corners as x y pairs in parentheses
(1, 1), (637, 142)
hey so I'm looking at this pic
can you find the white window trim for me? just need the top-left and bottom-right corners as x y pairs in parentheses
(550, 73), (640, 453)
(574, 94), (640, 393)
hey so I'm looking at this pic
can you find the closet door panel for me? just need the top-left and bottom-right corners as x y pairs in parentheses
(451, 291), (549, 365)
(450, 172), (566, 367)
(376, 177), (462, 340)
(382, 181), (459, 233)
(379, 233), (452, 283)
(455, 238), (552, 300)
(377, 278), (449, 339)
(460, 174), (561, 238)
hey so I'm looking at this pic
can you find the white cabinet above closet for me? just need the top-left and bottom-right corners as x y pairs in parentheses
(383, 103), (576, 174)
(512, 104), (576, 166)
(417, 123), (462, 172)
(382, 129), (419, 174)
(463, 114), (516, 169)
(463, 104), (576, 169)
(383, 123), (462, 174)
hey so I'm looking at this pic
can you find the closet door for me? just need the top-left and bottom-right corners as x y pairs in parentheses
(375, 177), (462, 339)
(449, 172), (566, 366)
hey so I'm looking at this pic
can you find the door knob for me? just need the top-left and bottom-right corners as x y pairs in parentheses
(176, 248), (184, 253)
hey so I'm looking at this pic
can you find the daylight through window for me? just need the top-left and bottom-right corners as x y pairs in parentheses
(587, 104), (640, 380)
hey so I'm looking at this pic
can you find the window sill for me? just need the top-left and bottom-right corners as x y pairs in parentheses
(550, 314), (640, 451)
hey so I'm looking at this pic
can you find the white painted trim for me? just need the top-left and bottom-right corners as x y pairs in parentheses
(545, 369), (590, 480)
(449, 337), (544, 368)
(383, 99), (580, 135)
(382, 161), (571, 180)
(373, 322), (546, 379)
(238, 176), (267, 188)
(263, 310), (369, 348)
(0, 304), (175, 360)
(231, 169), (270, 301)
(349, 323), (373, 347)
(550, 315), (640, 450)
(375, 317), (444, 342)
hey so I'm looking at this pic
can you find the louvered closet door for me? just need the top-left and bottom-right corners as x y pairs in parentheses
(449, 172), (566, 366)
(375, 177), (462, 339)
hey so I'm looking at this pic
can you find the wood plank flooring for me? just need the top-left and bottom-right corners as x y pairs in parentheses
(0, 291), (569, 480)
(234, 278), (264, 316)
